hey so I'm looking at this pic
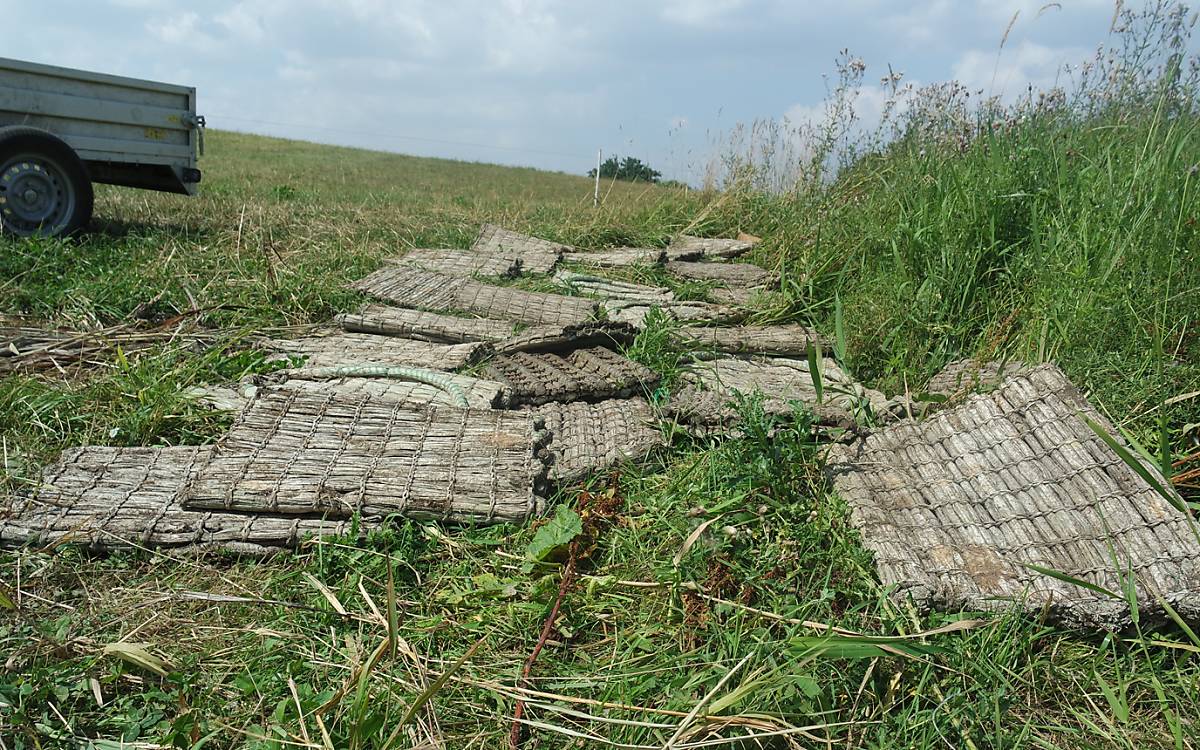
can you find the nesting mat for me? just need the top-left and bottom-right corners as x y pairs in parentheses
(471, 224), (565, 274)
(677, 324), (827, 357)
(529, 398), (666, 485)
(0, 447), (359, 555)
(826, 364), (1200, 629)
(183, 390), (548, 523)
(495, 321), (639, 354)
(671, 356), (897, 426)
(337, 305), (516, 343)
(563, 248), (667, 268)
(484, 347), (660, 406)
(390, 248), (521, 278)
(603, 299), (737, 328)
(352, 266), (598, 327)
(272, 370), (508, 409)
(261, 331), (489, 370)
(669, 234), (757, 260)
(665, 260), (772, 287)
(925, 358), (1031, 398)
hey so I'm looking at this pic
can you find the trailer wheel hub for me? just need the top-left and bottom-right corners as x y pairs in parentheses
(0, 156), (75, 235)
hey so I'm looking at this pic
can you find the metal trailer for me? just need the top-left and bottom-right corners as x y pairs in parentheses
(0, 57), (204, 237)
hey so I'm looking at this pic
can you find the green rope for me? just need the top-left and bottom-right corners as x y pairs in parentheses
(293, 365), (469, 407)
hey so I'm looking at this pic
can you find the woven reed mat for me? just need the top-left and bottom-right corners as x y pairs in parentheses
(270, 370), (509, 409)
(562, 247), (667, 268)
(389, 248), (521, 278)
(708, 286), (770, 307)
(337, 305), (516, 343)
(352, 266), (598, 327)
(554, 271), (675, 303)
(471, 224), (566, 274)
(669, 355), (898, 425)
(603, 299), (738, 329)
(676, 324), (828, 357)
(668, 234), (758, 260)
(665, 261), (772, 287)
(528, 398), (666, 485)
(183, 390), (549, 522)
(484, 347), (660, 406)
(925, 358), (1031, 399)
(261, 330), (489, 370)
(0, 446), (359, 555)
(495, 321), (639, 354)
(826, 364), (1200, 629)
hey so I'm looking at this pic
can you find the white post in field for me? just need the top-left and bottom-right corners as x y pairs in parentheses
(594, 148), (602, 208)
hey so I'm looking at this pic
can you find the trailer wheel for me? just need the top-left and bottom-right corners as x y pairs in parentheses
(0, 126), (94, 238)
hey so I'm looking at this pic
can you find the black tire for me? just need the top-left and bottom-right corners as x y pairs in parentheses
(0, 126), (94, 237)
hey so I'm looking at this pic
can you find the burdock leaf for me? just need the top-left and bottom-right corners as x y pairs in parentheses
(525, 505), (582, 562)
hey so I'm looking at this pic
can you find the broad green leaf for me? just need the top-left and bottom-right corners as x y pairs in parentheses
(0, 583), (15, 612)
(525, 505), (582, 562)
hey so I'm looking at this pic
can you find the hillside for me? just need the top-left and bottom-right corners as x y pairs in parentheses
(2, 92), (1199, 750)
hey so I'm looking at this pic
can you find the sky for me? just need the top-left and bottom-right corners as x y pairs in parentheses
(0, 1), (1185, 181)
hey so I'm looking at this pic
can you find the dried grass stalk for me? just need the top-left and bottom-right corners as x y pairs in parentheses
(183, 390), (549, 523)
(0, 446), (361, 555)
(826, 364), (1200, 629)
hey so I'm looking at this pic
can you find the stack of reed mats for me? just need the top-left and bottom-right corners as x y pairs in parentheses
(11, 221), (1193, 631)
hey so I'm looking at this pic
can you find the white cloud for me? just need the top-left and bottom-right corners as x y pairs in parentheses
(215, 2), (268, 42)
(660, 0), (749, 27)
(951, 40), (1084, 98)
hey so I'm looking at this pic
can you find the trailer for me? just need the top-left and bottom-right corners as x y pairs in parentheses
(0, 57), (204, 237)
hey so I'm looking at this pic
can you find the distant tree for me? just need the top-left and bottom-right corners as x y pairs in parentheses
(588, 155), (662, 183)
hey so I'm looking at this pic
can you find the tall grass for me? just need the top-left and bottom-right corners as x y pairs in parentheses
(703, 1), (1200, 455)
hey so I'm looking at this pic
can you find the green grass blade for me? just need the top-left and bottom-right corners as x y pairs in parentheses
(1082, 414), (1185, 512)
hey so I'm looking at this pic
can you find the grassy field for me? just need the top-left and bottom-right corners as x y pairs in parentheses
(4, 8), (1200, 747)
